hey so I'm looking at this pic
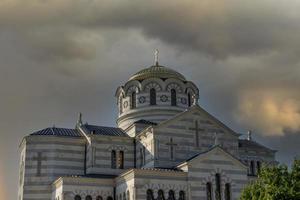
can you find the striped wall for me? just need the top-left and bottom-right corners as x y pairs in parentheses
(86, 135), (135, 175)
(21, 136), (85, 200)
(179, 147), (248, 200)
(153, 110), (239, 168)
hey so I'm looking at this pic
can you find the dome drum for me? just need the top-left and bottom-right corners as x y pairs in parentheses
(116, 64), (199, 130)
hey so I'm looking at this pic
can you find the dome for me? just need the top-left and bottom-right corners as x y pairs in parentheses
(129, 64), (186, 81)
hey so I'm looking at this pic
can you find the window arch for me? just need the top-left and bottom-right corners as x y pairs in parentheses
(171, 89), (177, 106)
(74, 195), (81, 200)
(96, 196), (103, 200)
(215, 173), (221, 200)
(168, 190), (175, 200)
(150, 88), (156, 105)
(179, 191), (185, 200)
(127, 191), (130, 200)
(157, 190), (165, 200)
(118, 151), (124, 169)
(206, 182), (212, 200)
(85, 195), (92, 200)
(146, 189), (154, 200)
(225, 183), (231, 200)
(188, 93), (192, 107)
(250, 160), (255, 175)
(107, 197), (113, 200)
(130, 92), (136, 109)
(257, 161), (261, 174)
(111, 150), (116, 169)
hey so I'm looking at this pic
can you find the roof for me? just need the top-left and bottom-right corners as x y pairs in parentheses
(30, 127), (82, 137)
(82, 124), (128, 137)
(238, 139), (276, 152)
(134, 119), (157, 125)
(129, 64), (186, 81)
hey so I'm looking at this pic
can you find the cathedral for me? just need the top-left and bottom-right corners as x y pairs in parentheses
(18, 56), (277, 200)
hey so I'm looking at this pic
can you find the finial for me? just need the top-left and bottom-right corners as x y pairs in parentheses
(77, 112), (82, 126)
(247, 130), (252, 141)
(214, 132), (219, 146)
(154, 49), (159, 65)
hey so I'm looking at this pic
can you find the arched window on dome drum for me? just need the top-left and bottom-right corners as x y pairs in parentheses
(157, 189), (165, 200)
(146, 189), (154, 200)
(206, 182), (212, 200)
(119, 97), (123, 114)
(150, 88), (156, 105)
(74, 195), (81, 200)
(85, 195), (92, 200)
(118, 151), (124, 169)
(215, 173), (221, 200)
(225, 183), (231, 200)
(188, 93), (192, 107)
(168, 190), (175, 200)
(111, 150), (116, 169)
(123, 192), (126, 200)
(179, 191), (185, 200)
(130, 92), (136, 109)
(171, 89), (177, 106)
(96, 196), (103, 200)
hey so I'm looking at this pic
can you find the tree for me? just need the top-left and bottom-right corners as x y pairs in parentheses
(240, 159), (300, 200)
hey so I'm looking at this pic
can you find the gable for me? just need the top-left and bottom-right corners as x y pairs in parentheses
(178, 146), (247, 170)
(156, 105), (240, 137)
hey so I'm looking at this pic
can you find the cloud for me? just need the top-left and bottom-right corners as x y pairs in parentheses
(235, 88), (300, 136)
(1, 0), (300, 61)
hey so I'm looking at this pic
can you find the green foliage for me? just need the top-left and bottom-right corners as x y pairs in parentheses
(240, 159), (300, 200)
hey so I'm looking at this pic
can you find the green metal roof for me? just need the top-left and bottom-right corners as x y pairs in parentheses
(129, 64), (186, 81)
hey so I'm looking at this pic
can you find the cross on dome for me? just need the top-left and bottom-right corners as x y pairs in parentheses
(155, 49), (159, 65)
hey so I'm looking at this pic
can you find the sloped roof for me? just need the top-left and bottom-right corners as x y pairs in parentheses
(30, 127), (82, 137)
(82, 124), (128, 137)
(129, 65), (186, 81)
(238, 139), (276, 152)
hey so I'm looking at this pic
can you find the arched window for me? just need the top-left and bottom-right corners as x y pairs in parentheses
(119, 97), (123, 114)
(179, 191), (185, 200)
(150, 88), (156, 105)
(85, 195), (92, 200)
(111, 150), (116, 169)
(127, 191), (130, 200)
(206, 182), (212, 200)
(74, 195), (81, 200)
(225, 183), (231, 200)
(96, 196), (103, 200)
(107, 197), (113, 200)
(188, 93), (192, 107)
(215, 173), (221, 200)
(123, 192), (126, 200)
(250, 160), (255, 175)
(146, 189), (154, 200)
(171, 89), (177, 106)
(168, 190), (175, 200)
(157, 190), (165, 200)
(130, 92), (136, 109)
(118, 151), (124, 169)
(257, 161), (261, 174)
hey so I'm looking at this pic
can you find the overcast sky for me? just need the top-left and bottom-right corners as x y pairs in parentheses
(1, 0), (300, 199)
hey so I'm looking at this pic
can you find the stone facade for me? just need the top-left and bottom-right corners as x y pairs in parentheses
(18, 63), (277, 200)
